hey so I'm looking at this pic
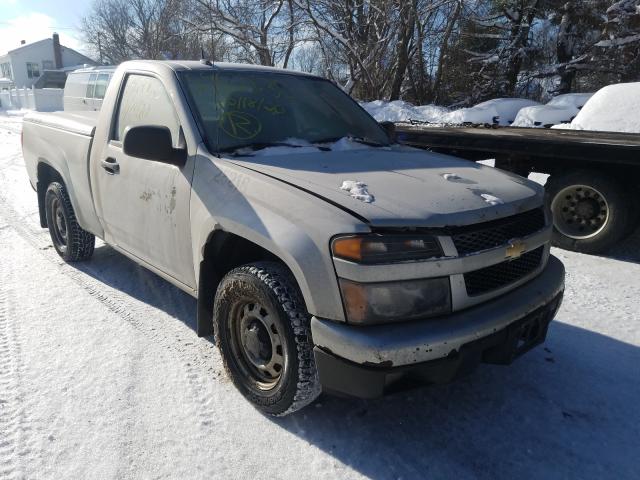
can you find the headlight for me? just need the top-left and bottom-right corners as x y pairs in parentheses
(339, 277), (451, 324)
(332, 234), (442, 264)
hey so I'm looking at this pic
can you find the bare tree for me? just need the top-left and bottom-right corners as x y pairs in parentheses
(82, 0), (210, 63)
(595, 0), (640, 81)
(293, 0), (397, 98)
(183, 0), (299, 66)
(81, 0), (637, 106)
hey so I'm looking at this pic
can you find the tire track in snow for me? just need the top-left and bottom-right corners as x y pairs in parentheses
(0, 240), (25, 480)
(0, 113), (23, 135)
(0, 183), (228, 476)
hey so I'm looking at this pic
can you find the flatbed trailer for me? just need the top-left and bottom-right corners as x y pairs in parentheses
(394, 123), (640, 254)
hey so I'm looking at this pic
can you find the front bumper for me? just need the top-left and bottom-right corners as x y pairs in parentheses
(311, 254), (565, 398)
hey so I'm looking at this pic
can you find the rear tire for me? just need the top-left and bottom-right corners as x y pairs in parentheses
(545, 171), (634, 254)
(44, 182), (95, 261)
(214, 261), (320, 416)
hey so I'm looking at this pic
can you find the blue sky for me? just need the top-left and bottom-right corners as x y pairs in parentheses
(0, 0), (90, 55)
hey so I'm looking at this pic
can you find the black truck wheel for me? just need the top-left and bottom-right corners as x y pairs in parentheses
(545, 171), (635, 254)
(213, 261), (321, 416)
(44, 182), (95, 261)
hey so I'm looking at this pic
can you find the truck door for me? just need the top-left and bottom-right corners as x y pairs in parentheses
(92, 73), (196, 288)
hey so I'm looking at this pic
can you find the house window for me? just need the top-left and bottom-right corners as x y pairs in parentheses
(43, 60), (54, 70)
(0, 62), (11, 80)
(27, 62), (40, 79)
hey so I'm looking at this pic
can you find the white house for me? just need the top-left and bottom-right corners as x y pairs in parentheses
(0, 77), (13, 91)
(0, 33), (96, 89)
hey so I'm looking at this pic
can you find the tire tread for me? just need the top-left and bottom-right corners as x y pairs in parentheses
(214, 261), (321, 416)
(46, 182), (95, 262)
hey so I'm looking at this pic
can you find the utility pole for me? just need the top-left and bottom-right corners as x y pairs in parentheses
(97, 32), (104, 64)
(209, 0), (215, 60)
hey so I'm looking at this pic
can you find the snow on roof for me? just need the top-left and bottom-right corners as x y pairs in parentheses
(512, 94), (594, 128)
(443, 98), (540, 126)
(546, 93), (593, 108)
(360, 100), (449, 123)
(553, 82), (640, 134)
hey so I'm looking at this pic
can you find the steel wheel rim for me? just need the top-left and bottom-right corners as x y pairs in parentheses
(50, 197), (68, 251)
(230, 301), (285, 391)
(551, 184), (610, 240)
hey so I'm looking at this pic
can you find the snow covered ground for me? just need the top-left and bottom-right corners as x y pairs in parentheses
(1, 110), (639, 479)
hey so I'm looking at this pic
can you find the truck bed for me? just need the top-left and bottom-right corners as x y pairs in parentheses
(395, 124), (640, 165)
(22, 110), (102, 236)
(24, 111), (99, 137)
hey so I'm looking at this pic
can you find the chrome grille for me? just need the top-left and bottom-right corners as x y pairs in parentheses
(464, 246), (544, 296)
(452, 208), (546, 255)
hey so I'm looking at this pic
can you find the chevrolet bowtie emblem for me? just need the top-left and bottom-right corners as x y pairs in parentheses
(505, 239), (527, 260)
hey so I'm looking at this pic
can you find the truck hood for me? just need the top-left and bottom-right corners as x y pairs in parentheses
(229, 147), (544, 228)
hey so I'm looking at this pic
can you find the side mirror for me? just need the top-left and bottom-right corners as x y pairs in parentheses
(123, 125), (186, 166)
(379, 121), (396, 143)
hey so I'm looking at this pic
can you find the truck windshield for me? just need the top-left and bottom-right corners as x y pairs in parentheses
(180, 70), (390, 154)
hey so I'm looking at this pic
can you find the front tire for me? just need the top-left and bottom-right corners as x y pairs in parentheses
(44, 182), (95, 261)
(214, 262), (320, 416)
(545, 171), (635, 254)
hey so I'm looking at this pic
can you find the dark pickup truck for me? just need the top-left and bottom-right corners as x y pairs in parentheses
(395, 123), (640, 254)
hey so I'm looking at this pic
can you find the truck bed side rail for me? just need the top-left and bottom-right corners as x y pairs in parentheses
(395, 124), (640, 165)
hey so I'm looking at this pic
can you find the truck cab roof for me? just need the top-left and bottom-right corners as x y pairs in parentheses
(118, 59), (320, 78)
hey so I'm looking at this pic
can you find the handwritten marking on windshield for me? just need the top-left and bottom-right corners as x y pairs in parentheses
(220, 111), (262, 139)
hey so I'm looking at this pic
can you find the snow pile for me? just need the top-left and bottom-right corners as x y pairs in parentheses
(361, 100), (449, 123)
(340, 180), (374, 203)
(553, 82), (640, 133)
(442, 173), (461, 181)
(512, 93), (594, 128)
(480, 193), (505, 206)
(361, 98), (540, 126)
(546, 93), (594, 109)
(443, 98), (541, 126)
(235, 138), (321, 156)
(0, 108), (30, 117)
(236, 137), (382, 156)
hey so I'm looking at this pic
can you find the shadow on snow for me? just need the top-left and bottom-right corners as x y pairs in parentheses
(70, 240), (637, 480)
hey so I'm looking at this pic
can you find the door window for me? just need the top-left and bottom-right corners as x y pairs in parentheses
(86, 73), (97, 98)
(113, 74), (180, 146)
(93, 73), (110, 99)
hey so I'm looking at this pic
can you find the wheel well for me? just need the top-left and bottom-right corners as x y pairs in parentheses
(36, 162), (64, 228)
(196, 230), (282, 337)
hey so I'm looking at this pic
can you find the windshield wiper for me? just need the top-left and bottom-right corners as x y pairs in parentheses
(222, 142), (307, 156)
(313, 135), (388, 147)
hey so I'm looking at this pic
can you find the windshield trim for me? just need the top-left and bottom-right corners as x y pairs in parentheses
(177, 69), (391, 156)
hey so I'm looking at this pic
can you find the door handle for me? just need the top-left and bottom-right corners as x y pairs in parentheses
(101, 157), (120, 175)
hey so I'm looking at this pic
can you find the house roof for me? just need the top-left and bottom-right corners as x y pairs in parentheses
(4, 38), (96, 65)
(5, 38), (50, 55)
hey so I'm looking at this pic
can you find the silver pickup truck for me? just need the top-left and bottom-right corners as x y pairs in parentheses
(22, 60), (565, 415)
